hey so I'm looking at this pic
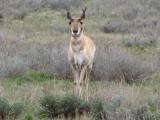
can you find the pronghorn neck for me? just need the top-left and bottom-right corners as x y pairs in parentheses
(70, 32), (85, 52)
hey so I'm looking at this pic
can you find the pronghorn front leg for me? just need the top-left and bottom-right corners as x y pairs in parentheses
(74, 70), (79, 97)
(71, 64), (79, 97)
(78, 65), (87, 98)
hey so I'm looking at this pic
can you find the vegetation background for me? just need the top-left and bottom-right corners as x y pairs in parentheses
(0, 0), (160, 119)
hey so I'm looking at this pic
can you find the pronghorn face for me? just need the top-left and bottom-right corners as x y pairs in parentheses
(69, 18), (83, 37)
(67, 8), (86, 38)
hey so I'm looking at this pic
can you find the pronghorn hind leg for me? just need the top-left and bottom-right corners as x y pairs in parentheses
(84, 66), (91, 101)
(74, 71), (80, 97)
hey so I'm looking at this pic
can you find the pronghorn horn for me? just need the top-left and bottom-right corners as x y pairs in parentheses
(67, 10), (72, 20)
(80, 7), (87, 20)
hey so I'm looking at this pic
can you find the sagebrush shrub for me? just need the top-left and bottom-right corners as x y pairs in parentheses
(102, 19), (130, 33)
(93, 41), (151, 82)
(0, 40), (152, 82)
(124, 35), (157, 48)
(13, 10), (27, 20)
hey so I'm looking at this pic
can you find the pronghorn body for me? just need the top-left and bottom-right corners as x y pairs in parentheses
(67, 8), (96, 100)
(68, 35), (95, 68)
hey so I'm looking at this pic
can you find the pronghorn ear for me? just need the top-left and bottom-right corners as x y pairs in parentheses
(80, 7), (87, 20)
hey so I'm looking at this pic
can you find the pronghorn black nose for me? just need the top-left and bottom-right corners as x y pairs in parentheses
(73, 30), (78, 34)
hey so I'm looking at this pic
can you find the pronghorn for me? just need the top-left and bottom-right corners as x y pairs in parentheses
(67, 8), (96, 100)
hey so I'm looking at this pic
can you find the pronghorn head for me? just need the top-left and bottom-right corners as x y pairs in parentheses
(67, 8), (87, 38)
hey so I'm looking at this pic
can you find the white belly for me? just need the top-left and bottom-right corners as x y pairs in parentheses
(74, 52), (85, 65)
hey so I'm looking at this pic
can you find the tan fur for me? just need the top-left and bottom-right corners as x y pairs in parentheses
(67, 9), (96, 100)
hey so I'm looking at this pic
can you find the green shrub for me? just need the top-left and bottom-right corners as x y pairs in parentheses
(130, 105), (148, 120)
(61, 95), (90, 118)
(9, 103), (24, 119)
(0, 98), (10, 120)
(103, 102), (160, 120)
(40, 95), (62, 118)
(129, 103), (159, 120)
(144, 112), (160, 120)
(24, 114), (34, 120)
(78, 98), (90, 114)
(0, 97), (23, 120)
(90, 99), (106, 120)
(61, 95), (79, 110)
(39, 95), (160, 120)
(40, 95), (90, 119)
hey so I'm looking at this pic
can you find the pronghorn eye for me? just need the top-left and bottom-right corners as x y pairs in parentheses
(80, 21), (83, 24)
(69, 21), (71, 24)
